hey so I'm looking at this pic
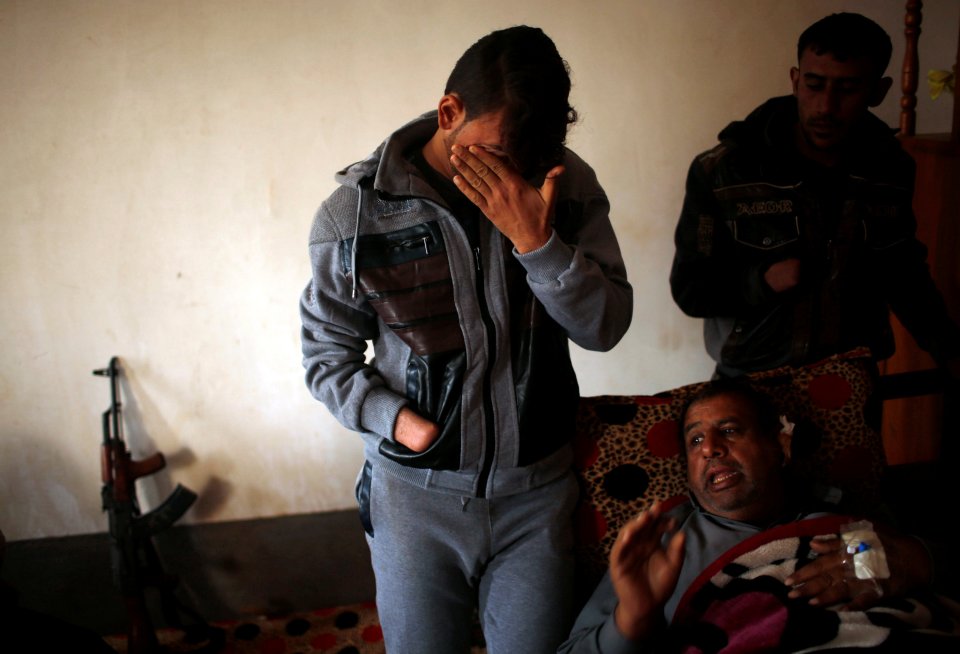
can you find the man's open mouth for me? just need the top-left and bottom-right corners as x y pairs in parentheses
(709, 469), (741, 489)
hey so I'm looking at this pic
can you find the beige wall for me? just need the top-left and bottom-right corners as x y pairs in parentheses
(1, 0), (956, 540)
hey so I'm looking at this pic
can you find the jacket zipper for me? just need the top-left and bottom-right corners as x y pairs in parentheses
(471, 243), (498, 499)
(396, 235), (432, 255)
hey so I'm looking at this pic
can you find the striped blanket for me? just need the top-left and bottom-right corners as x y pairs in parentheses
(668, 516), (960, 652)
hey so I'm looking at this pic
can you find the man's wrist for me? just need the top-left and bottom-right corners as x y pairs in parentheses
(614, 602), (664, 642)
(514, 230), (572, 281)
(512, 228), (552, 254)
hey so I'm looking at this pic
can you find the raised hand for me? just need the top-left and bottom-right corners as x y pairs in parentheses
(609, 503), (686, 641)
(450, 144), (564, 254)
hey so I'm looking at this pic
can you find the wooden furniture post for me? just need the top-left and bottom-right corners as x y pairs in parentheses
(900, 0), (922, 136)
(883, 0), (960, 465)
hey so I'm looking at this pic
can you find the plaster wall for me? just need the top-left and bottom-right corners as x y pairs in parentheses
(1, 0), (956, 539)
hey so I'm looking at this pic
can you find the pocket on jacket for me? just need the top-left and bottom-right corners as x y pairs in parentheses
(378, 351), (466, 470)
(355, 460), (374, 537)
(731, 212), (800, 250)
(342, 222), (465, 355)
(855, 183), (913, 250)
(714, 183), (800, 251)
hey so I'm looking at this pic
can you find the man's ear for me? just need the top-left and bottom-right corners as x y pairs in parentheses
(869, 76), (893, 107)
(437, 93), (466, 132)
(790, 66), (801, 97)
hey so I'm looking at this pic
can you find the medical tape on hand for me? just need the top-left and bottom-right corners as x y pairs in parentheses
(778, 415), (795, 435)
(840, 520), (890, 581)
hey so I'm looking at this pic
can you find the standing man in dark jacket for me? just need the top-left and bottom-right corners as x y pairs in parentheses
(299, 26), (632, 654)
(670, 12), (960, 377)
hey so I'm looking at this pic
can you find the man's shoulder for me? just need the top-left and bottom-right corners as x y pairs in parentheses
(310, 113), (430, 245)
(687, 138), (771, 188)
(691, 95), (794, 178)
(852, 120), (916, 182)
(557, 147), (605, 197)
(309, 185), (362, 245)
(560, 147), (596, 177)
(692, 141), (739, 177)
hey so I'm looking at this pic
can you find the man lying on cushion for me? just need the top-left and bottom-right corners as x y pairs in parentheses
(559, 380), (959, 653)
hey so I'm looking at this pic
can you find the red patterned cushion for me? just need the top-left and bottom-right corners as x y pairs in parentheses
(572, 348), (882, 587)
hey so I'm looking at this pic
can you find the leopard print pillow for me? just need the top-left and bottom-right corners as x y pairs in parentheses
(572, 348), (882, 588)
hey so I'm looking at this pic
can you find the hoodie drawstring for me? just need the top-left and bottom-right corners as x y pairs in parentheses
(351, 187), (362, 299)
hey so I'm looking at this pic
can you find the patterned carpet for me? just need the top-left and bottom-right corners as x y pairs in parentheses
(102, 602), (487, 653)
(103, 602), (386, 654)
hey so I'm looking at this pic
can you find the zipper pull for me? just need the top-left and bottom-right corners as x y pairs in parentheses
(473, 246), (482, 272)
(422, 236), (430, 255)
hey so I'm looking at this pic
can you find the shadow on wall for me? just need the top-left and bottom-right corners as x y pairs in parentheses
(111, 359), (232, 520)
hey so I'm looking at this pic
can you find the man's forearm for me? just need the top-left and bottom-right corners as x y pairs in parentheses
(520, 229), (633, 351)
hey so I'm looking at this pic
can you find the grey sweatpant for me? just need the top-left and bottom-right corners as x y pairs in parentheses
(362, 464), (579, 654)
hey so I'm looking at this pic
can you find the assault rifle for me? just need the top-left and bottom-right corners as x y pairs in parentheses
(95, 357), (203, 653)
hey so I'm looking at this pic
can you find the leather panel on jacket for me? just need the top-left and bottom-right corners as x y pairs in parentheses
(342, 220), (467, 470)
(513, 308), (579, 465)
(344, 222), (465, 356)
(378, 351), (466, 469)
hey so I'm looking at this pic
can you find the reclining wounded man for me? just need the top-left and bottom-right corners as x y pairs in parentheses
(559, 379), (960, 653)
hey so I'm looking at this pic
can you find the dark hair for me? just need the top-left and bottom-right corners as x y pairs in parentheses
(677, 379), (781, 457)
(444, 25), (578, 177)
(797, 13), (892, 77)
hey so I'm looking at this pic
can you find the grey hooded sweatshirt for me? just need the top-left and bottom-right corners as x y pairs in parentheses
(300, 111), (632, 499)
